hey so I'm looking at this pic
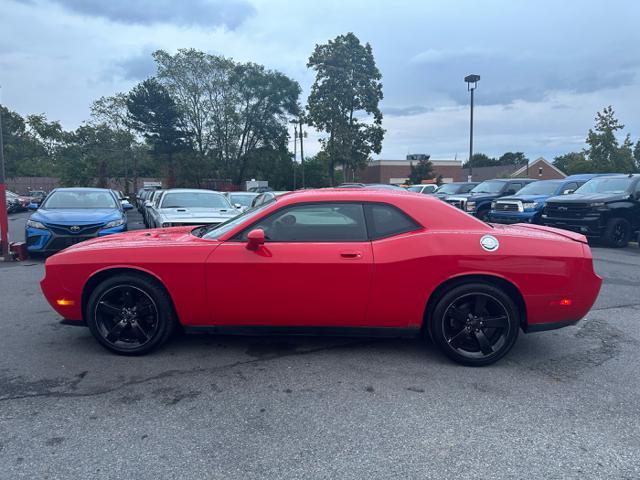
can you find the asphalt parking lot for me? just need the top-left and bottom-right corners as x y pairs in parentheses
(1, 210), (640, 479)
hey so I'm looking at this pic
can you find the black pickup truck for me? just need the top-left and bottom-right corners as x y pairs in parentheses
(541, 174), (640, 247)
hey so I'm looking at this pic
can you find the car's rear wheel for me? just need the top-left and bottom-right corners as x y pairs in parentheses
(429, 283), (519, 366)
(86, 273), (176, 355)
(603, 218), (631, 248)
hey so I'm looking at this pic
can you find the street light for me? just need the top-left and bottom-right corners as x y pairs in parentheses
(464, 74), (480, 181)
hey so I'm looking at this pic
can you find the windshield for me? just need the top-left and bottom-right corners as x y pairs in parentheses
(471, 181), (505, 194)
(515, 181), (560, 196)
(436, 183), (462, 194)
(575, 177), (633, 194)
(199, 200), (274, 239)
(229, 193), (258, 207)
(161, 192), (231, 209)
(41, 190), (118, 209)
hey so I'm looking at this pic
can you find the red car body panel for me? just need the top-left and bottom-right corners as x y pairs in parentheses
(41, 189), (602, 332)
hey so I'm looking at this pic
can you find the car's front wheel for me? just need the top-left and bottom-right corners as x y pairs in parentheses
(429, 283), (520, 366)
(86, 273), (176, 355)
(603, 217), (631, 248)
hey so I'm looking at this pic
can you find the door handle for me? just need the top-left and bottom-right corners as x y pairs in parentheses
(340, 251), (362, 259)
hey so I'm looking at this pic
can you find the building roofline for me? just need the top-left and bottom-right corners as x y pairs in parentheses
(512, 157), (566, 178)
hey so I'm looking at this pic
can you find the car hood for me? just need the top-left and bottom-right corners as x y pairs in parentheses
(545, 192), (628, 204)
(497, 194), (550, 202)
(57, 226), (212, 253)
(448, 193), (501, 202)
(32, 208), (122, 224)
(158, 207), (238, 220)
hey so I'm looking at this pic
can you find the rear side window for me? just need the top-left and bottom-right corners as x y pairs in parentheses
(365, 204), (420, 240)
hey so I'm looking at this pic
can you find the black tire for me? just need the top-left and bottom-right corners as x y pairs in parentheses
(429, 282), (520, 366)
(86, 273), (176, 355)
(603, 218), (631, 248)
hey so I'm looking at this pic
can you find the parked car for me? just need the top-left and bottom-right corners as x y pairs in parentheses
(42, 188), (602, 366)
(445, 178), (537, 221)
(541, 174), (640, 248)
(248, 186), (273, 193)
(488, 175), (597, 225)
(431, 182), (479, 199)
(143, 190), (164, 227)
(136, 187), (160, 212)
(25, 187), (131, 254)
(151, 189), (239, 228)
(406, 184), (438, 194)
(251, 191), (290, 208)
(28, 190), (48, 207)
(7, 190), (31, 211)
(6, 191), (22, 213)
(225, 192), (259, 212)
(113, 190), (133, 210)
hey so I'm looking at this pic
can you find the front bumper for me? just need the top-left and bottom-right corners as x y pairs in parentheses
(540, 215), (603, 238)
(26, 224), (127, 253)
(489, 210), (540, 224)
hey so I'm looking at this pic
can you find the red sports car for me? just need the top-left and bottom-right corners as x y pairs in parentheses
(41, 189), (602, 366)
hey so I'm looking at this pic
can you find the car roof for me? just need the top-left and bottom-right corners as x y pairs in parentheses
(162, 188), (222, 194)
(52, 187), (114, 193)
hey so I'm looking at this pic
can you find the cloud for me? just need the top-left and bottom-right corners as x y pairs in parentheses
(43, 0), (255, 29)
(382, 105), (432, 117)
(114, 51), (157, 81)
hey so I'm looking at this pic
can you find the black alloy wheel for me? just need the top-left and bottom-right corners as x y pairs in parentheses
(87, 273), (176, 355)
(430, 283), (519, 366)
(604, 218), (631, 248)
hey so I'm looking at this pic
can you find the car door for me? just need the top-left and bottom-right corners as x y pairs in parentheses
(205, 202), (373, 327)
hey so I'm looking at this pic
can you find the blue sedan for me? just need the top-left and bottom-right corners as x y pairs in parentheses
(26, 188), (132, 253)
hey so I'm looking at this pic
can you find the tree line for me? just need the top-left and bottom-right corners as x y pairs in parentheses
(1, 32), (383, 191)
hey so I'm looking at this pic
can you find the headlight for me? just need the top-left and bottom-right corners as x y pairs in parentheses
(491, 201), (497, 209)
(522, 202), (539, 210)
(104, 219), (125, 229)
(465, 201), (476, 212)
(590, 202), (606, 208)
(26, 219), (46, 229)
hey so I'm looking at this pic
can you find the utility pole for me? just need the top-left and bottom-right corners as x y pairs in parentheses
(292, 122), (297, 190)
(464, 74), (480, 182)
(0, 98), (10, 261)
(299, 120), (305, 189)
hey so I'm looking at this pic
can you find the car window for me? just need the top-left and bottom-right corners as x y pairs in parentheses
(365, 203), (420, 240)
(161, 192), (231, 209)
(154, 192), (163, 207)
(507, 182), (523, 193)
(238, 203), (367, 242)
(41, 190), (118, 209)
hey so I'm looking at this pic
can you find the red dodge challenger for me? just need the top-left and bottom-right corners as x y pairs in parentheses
(41, 188), (602, 366)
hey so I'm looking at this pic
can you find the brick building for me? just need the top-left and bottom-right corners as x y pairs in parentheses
(355, 156), (565, 184)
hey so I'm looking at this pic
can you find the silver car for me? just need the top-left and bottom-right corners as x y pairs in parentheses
(224, 192), (260, 212)
(152, 189), (239, 228)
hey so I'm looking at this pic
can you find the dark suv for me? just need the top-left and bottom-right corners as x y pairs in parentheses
(542, 174), (640, 247)
(444, 178), (537, 221)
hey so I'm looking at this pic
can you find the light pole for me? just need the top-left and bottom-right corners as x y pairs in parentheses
(0, 87), (10, 261)
(464, 74), (480, 181)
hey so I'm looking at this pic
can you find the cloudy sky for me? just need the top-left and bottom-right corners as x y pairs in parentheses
(1, 0), (639, 161)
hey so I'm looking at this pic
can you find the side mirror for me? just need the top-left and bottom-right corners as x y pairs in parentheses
(563, 189), (575, 195)
(233, 203), (242, 210)
(246, 228), (265, 251)
(123, 202), (134, 210)
(28, 202), (38, 210)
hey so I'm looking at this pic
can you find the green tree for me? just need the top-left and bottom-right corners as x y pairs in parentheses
(153, 49), (301, 185)
(497, 151), (528, 166)
(408, 158), (434, 184)
(126, 78), (188, 187)
(585, 106), (635, 172)
(306, 32), (384, 184)
(553, 152), (591, 174)
(634, 140), (640, 171)
(463, 153), (496, 168)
